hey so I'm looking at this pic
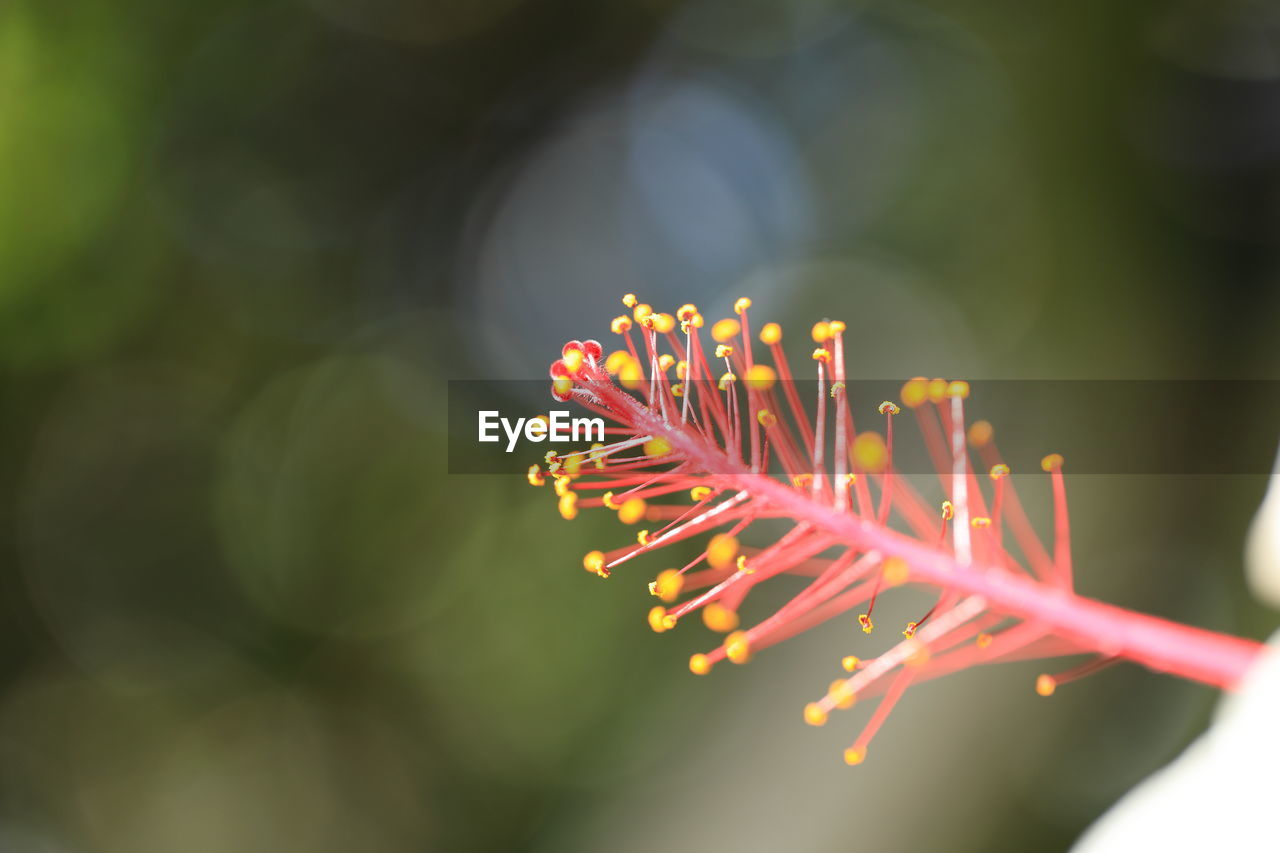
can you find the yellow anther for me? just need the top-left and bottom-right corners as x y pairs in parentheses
(610, 316), (633, 335)
(841, 655), (860, 672)
(552, 375), (573, 397)
(878, 401), (901, 416)
(947, 380), (970, 399)
(941, 500), (954, 521)
(590, 442), (607, 469)
(969, 420), (994, 447)
(619, 358), (645, 390)
(759, 322), (782, 345)
(928, 378), (948, 403)
(811, 347), (831, 363)
(971, 516), (992, 528)
(657, 353), (675, 372)
(828, 680), (857, 709)
(583, 550), (608, 577)
(717, 372), (736, 391)
(1036, 674), (1057, 697)
(745, 364), (777, 390)
(554, 476), (572, 497)
(681, 313), (704, 331)
(527, 465), (544, 486)
(633, 303), (652, 324)
(724, 631), (751, 663)
(650, 568), (684, 602)
(637, 529), (650, 546)
(563, 349), (584, 373)
(803, 702), (828, 726)
(622, 293), (638, 308)
(850, 431), (888, 473)
(677, 303), (699, 321)
(603, 491), (621, 510)
(690, 486), (714, 501)
(811, 321), (832, 343)
(644, 437), (672, 458)
(661, 613), (678, 630)
(715, 344), (734, 359)
(675, 360), (688, 380)
(989, 463), (1010, 480)
(829, 381), (845, 398)
(975, 632), (993, 649)
(648, 606), (669, 633)
(706, 533), (739, 570)
(672, 383), (684, 397)
(734, 297), (752, 314)
(736, 554), (752, 574)
(843, 747), (866, 766)
(558, 493), (578, 520)
(1041, 453), (1064, 472)
(702, 602), (739, 632)
(902, 622), (918, 638)
(711, 318), (741, 342)
(544, 450), (558, 465)
(547, 461), (563, 475)
(792, 473), (813, 488)
(858, 614), (873, 634)
(900, 377), (929, 408)
(605, 350), (630, 374)
(882, 557), (909, 587)
(651, 313), (676, 334)
(757, 409), (777, 428)
(828, 320), (846, 335)
(618, 497), (647, 524)
(689, 653), (711, 675)
(563, 455), (582, 476)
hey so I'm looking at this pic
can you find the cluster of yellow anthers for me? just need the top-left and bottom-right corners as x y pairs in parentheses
(530, 294), (1262, 766)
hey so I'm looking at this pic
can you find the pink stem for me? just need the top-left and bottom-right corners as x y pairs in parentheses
(612, 386), (1264, 691)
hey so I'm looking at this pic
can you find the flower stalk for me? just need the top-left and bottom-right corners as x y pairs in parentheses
(533, 295), (1264, 763)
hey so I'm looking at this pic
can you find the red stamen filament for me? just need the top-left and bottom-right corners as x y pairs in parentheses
(536, 299), (1265, 766)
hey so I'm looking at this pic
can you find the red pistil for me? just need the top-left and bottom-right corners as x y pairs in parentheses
(534, 296), (1265, 765)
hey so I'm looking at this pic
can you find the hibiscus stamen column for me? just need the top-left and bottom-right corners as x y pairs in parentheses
(530, 295), (1266, 765)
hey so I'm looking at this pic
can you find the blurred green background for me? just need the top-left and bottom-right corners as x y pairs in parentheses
(3, 0), (1280, 850)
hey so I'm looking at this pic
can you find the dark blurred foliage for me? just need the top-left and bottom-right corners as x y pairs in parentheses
(1, 0), (1279, 851)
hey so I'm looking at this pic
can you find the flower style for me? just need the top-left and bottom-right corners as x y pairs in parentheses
(531, 295), (1264, 765)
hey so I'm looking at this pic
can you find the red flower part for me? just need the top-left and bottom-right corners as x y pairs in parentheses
(533, 295), (1264, 765)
